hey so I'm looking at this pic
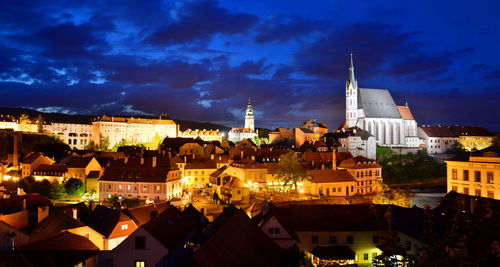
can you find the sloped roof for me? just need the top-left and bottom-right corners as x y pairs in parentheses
(194, 210), (283, 267)
(210, 166), (228, 178)
(359, 88), (401, 119)
(99, 157), (176, 183)
(307, 169), (356, 183)
(23, 231), (98, 251)
(185, 160), (217, 169)
(30, 210), (86, 241)
(338, 156), (382, 169)
(397, 105), (415, 120)
(142, 205), (195, 251)
(86, 171), (100, 178)
(229, 159), (266, 169)
(22, 153), (47, 164)
(66, 157), (95, 168)
(124, 202), (170, 226)
(33, 164), (67, 173)
(84, 205), (135, 238)
(420, 125), (493, 137)
(222, 178), (249, 189)
(0, 194), (52, 216)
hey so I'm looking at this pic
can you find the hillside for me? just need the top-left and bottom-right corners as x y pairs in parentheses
(0, 107), (230, 132)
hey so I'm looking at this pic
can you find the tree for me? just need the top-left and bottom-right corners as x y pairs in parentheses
(64, 178), (85, 196)
(146, 133), (163, 150)
(449, 142), (467, 155)
(276, 151), (310, 191)
(373, 184), (414, 208)
(19, 114), (31, 132)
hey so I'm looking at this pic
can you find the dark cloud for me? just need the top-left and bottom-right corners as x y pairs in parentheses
(254, 15), (328, 43)
(147, 0), (258, 45)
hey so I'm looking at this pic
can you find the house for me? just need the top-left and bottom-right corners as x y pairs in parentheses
(220, 177), (250, 204)
(338, 156), (383, 194)
(21, 152), (54, 178)
(99, 205), (199, 267)
(254, 204), (427, 266)
(182, 159), (217, 189)
(418, 125), (494, 153)
(334, 127), (377, 160)
(179, 142), (205, 156)
(445, 146), (500, 199)
(194, 208), (284, 267)
(223, 159), (268, 189)
(306, 169), (357, 196)
(21, 231), (99, 267)
(65, 157), (102, 191)
(0, 194), (52, 229)
(98, 157), (181, 201)
(32, 164), (67, 182)
(123, 202), (170, 226)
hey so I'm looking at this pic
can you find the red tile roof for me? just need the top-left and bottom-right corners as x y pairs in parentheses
(397, 105), (415, 120)
(420, 125), (493, 137)
(22, 231), (98, 251)
(307, 169), (355, 183)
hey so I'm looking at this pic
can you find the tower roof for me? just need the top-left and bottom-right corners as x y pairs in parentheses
(348, 53), (356, 85)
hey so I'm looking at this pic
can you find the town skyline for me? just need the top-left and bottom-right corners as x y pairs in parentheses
(0, 0), (499, 130)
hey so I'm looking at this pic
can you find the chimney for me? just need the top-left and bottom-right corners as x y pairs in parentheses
(124, 157), (129, 164)
(13, 132), (21, 167)
(270, 147), (273, 151)
(152, 156), (157, 168)
(72, 208), (78, 219)
(211, 154), (214, 160)
(251, 155), (255, 161)
(332, 149), (337, 170)
(184, 156), (187, 163)
(240, 150), (244, 159)
(140, 157), (144, 165)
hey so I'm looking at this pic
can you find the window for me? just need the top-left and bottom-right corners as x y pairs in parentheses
(107, 184), (112, 190)
(463, 187), (469, 195)
(268, 228), (273, 234)
(488, 191), (494, 199)
(135, 236), (146, 250)
(274, 228), (280, 234)
(373, 235), (379, 244)
(452, 169), (457, 180)
(135, 260), (146, 267)
(329, 236), (336, 244)
(463, 170), (469, 181)
(312, 235), (319, 244)
(121, 224), (128, 230)
(475, 189), (481, 197)
(372, 252), (377, 260)
(347, 235), (354, 244)
(475, 171), (481, 182)
(364, 253), (369, 260)
(326, 188), (330, 195)
(487, 172), (494, 184)
(452, 186), (458, 192)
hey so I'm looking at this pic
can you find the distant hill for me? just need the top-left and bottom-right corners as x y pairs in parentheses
(0, 107), (231, 132)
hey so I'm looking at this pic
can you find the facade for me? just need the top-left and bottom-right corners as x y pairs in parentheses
(178, 129), (222, 142)
(336, 127), (377, 160)
(305, 169), (357, 196)
(21, 152), (55, 178)
(50, 122), (93, 150)
(228, 98), (258, 143)
(98, 157), (181, 201)
(338, 156), (383, 194)
(418, 125), (493, 153)
(92, 116), (178, 149)
(269, 120), (329, 147)
(446, 147), (500, 200)
(345, 54), (420, 148)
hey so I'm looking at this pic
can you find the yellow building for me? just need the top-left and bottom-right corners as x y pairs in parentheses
(182, 160), (217, 189)
(446, 147), (500, 199)
(223, 159), (268, 189)
(305, 169), (357, 196)
(178, 129), (222, 142)
(459, 135), (494, 151)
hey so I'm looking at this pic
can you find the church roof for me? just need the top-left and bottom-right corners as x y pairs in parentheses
(397, 105), (415, 120)
(359, 88), (401, 119)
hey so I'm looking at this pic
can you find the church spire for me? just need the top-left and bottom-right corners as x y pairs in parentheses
(349, 52), (356, 84)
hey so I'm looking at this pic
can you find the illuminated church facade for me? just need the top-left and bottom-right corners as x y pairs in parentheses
(344, 55), (420, 148)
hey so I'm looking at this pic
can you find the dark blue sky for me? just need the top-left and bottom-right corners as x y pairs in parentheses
(1, 0), (499, 130)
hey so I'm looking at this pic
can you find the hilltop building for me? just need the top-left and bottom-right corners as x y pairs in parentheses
(344, 54), (420, 148)
(418, 125), (493, 153)
(228, 98), (258, 143)
(269, 120), (329, 147)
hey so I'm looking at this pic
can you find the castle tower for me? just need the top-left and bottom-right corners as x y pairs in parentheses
(244, 97), (255, 131)
(345, 53), (359, 128)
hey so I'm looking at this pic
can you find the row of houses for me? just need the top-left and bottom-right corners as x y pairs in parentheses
(2, 190), (497, 266)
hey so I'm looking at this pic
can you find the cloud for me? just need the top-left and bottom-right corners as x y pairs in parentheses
(254, 14), (328, 43)
(146, 0), (258, 45)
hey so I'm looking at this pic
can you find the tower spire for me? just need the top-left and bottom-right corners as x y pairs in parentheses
(349, 52), (356, 84)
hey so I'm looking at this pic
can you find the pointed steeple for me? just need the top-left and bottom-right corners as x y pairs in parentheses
(348, 52), (356, 84)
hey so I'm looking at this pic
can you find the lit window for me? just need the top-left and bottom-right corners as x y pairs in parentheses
(135, 260), (146, 267)
(121, 224), (128, 230)
(487, 172), (494, 184)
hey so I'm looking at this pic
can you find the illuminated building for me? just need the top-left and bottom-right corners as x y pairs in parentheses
(419, 125), (493, 153)
(338, 156), (383, 194)
(178, 129), (222, 142)
(446, 147), (500, 200)
(269, 120), (329, 147)
(50, 122), (93, 150)
(92, 115), (177, 149)
(228, 98), (258, 143)
(333, 127), (377, 160)
(345, 54), (420, 148)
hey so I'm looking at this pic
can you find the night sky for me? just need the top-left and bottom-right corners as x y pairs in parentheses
(1, 0), (499, 130)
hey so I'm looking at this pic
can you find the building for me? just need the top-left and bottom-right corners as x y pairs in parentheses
(345, 54), (420, 148)
(98, 157), (181, 201)
(418, 125), (493, 153)
(178, 129), (222, 142)
(49, 122), (93, 150)
(32, 164), (67, 182)
(334, 127), (377, 160)
(21, 152), (55, 178)
(338, 156), (383, 194)
(92, 115), (178, 149)
(445, 147), (500, 200)
(228, 98), (258, 143)
(269, 120), (329, 147)
(305, 169), (357, 196)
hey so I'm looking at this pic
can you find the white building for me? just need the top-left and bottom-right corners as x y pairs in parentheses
(228, 98), (258, 143)
(49, 122), (93, 149)
(337, 127), (377, 160)
(345, 54), (420, 148)
(92, 116), (178, 149)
